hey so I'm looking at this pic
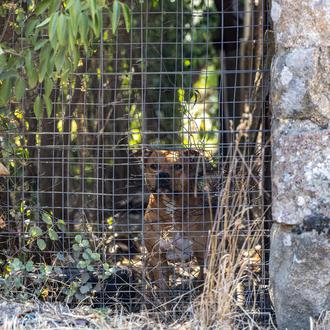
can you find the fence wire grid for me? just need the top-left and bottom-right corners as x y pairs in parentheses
(0, 0), (274, 327)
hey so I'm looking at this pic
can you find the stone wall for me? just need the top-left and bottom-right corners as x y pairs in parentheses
(270, 1), (330, 329)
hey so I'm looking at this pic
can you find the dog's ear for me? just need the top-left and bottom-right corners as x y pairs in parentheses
(132, 148), (153, 164)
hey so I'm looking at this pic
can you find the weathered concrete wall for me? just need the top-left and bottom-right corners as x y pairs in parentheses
(270, 1), (330, 329)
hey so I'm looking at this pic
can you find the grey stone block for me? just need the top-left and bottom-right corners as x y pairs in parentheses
(270, 223), (330, 330)
(271, 47), (330, 127)
(272, 128), (330, 225)
(271, 0), (330, 48)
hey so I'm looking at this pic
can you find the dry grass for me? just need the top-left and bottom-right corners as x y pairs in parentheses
(192, 145), (274, 329)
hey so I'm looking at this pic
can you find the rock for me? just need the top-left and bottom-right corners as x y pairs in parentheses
(270, 222), (330, 330)
(272, 128), (330, 225)
(271, 0), (330, 48)
(272, 47), (330, 127)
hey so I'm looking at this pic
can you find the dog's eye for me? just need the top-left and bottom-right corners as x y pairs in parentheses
(174, 164), (182, 170)
(150, 164), (158, 170)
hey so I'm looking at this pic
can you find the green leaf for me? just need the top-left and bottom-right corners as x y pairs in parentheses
(77, 260), (86, 269)
(25, 260), (35, 272)
(11, 258), (23, 272)
(36, 17), (51, 29)
(68, 0), (81, 38)
(0, 79), (11, 105)
(33, 95), (42, 120)
(112, 0), (121, 34)
(25, 18), (39, 37)
(46, 56), (55, 75)
(57, 14), (68, 46)
(37, 238), (47, 251)
(41, 212), (53, 225)
(121, 2), (131, 32)
(0, 70), (17, 80)
(49, 0), (61, 14)
(39, 44), (52, 82)
(82, 252), (90, 260)
(92, 9), (102, 37)
(14, 77), (25, 101)
(87, 265), (94, 272)
(88, 0), (96, 21)
(54, 46), (66, 72)
(48, 228), (59, 241)
(35, 0), (52, 15)
(72, 243), (81, 251)
(48, 13), (59, 47)
(43, 94), (52, 117)
(91, 252), (100, 261)
(81, 239), (89, 248)
(34, 39), (49, 51)
(78, 13), (89, 48)
(56, 219), (65, 231)
(30, 226), (43, 238)
(25, 51), (38, 88)
(44, 77), (54, 97)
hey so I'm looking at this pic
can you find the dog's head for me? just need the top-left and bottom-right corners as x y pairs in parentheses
(142, 149), (204, 194)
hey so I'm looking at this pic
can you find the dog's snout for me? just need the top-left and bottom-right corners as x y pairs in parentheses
(158, 172), (171, 189)
(158, 172), (170, 180)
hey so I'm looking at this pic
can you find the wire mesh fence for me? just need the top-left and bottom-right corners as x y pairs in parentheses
(0, 0), (274, 327)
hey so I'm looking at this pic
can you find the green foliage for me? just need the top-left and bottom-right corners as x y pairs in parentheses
(0, 0), (131, 120)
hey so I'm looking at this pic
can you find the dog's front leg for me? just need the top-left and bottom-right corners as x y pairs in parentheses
(144, 225), (170, 291)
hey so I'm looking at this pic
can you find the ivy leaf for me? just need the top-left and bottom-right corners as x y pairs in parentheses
(91, 252), (100, 261)
(121, 2), (131, 32)
(112, 0), (121, 34)
(72, 243), (81, 252)
(33, 95), (42, 121)
(75, 235), (82, 243)
(25, 260), (35, 272)
(41, 212), (53, 225)
(37, 238), (47, 251)
(56, 219), (65, 231)
(48, 228), (59, 241)
(30, 226), (43, 238)
(14, 77), (25, 101)
(77, 260), (86, 269)
(11, 258), (23, 272)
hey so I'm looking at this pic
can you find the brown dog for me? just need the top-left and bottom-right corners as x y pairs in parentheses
(143, 149), (212, 291)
